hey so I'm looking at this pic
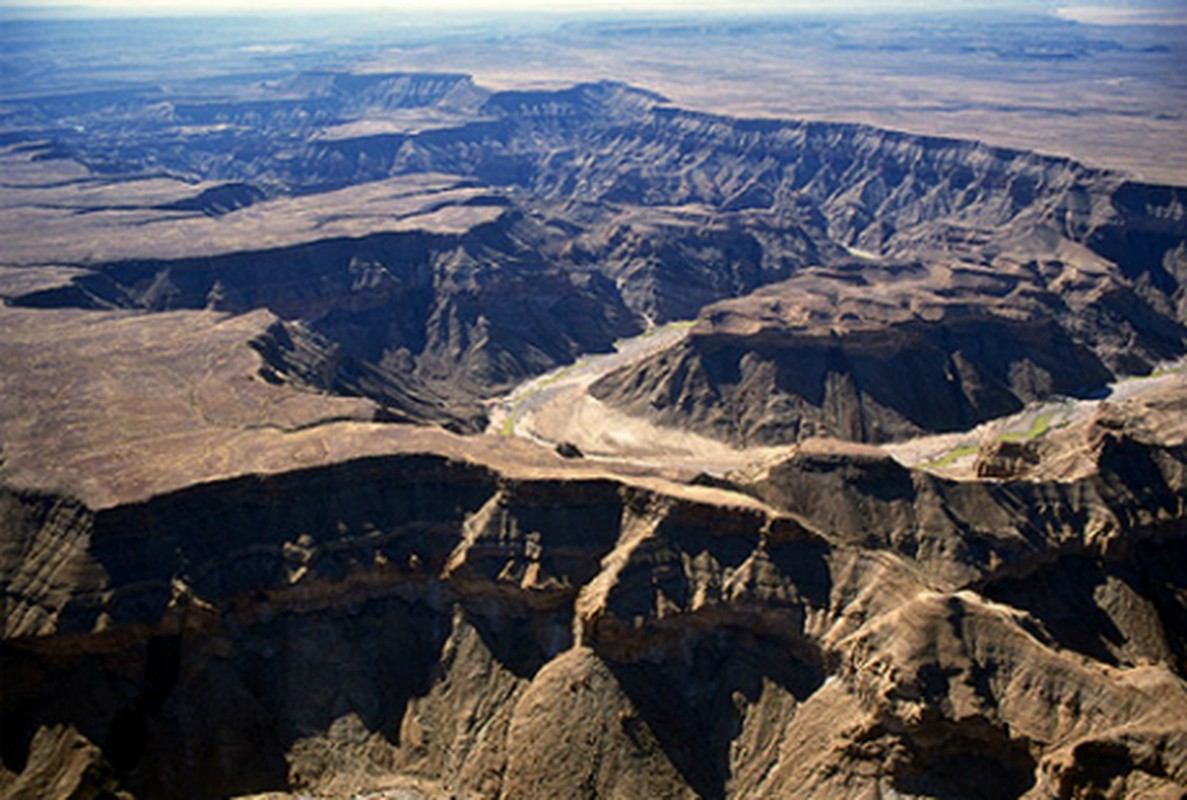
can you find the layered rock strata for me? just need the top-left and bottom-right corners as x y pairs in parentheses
(7, 75), (1186, 442)
(3, 379), (1186, 799)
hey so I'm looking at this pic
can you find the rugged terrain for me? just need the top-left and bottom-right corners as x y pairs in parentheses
(3, 344), (1186, 798)
(2, 11), (1187, 800)
(5, 71), (1186, 444)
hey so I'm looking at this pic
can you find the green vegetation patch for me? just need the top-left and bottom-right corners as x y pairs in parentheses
(999, 411), (1055, 443)
(922, 445), (979, 470)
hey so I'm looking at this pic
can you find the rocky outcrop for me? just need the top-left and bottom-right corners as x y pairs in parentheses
(249, 319), (486, 432)
(155, 183), (267, 217)
(11, 73), (1187, 445)
(3, 381), (1186, 799)
(590, 260), (1155, 445)
(14, 214), (645, 431)
(975, 439), (1043, 479)
(591, 313), (1101, 445)
(5, 67), (1187, 800)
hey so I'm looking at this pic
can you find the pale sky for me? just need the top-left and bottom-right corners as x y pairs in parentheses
(1, 0), (1054, 16)
(4, 0), (1184, 23)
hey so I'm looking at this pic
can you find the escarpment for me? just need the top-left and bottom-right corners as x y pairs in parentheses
(592, 299), (1112, 445)
(4, 378), (1187, 799)
(591, 253), (1186, 445)
(9, 73), (1187, 446)
(4, 63), (1187, 800)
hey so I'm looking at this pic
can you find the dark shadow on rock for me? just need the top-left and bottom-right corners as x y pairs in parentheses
(983, 557), (1130, 668)
(1136, 537), (1187, 678)
(891, 717), (1037, 800)
(766, 536), (834, 610)
(606, 631), (825, 800)
(2, 591), (457, 800)
(461, 602), (573, 680)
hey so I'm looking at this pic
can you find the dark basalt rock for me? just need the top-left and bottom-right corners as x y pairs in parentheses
(555, 441), (584, 459)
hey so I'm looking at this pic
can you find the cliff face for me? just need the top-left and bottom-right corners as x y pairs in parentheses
(589, 255), (1184, 445)
(569, 114), (1186, 445)
(11, 75), (1186, 446)
(3, 380), (1186, 799)
(4, 69), (1187, 800)
(16, 216), (646, 433)
(592, 306), (1112, 445)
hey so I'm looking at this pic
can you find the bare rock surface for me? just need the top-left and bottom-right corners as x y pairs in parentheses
(7, 71), (1185, 445)
(1, 47), (1185, 800)
(2, 293), (1185, 798)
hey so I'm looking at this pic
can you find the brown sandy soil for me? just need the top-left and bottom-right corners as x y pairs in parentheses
(0, 304), (757, 511)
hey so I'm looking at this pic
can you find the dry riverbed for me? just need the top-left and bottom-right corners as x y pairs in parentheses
(489, 323), (1187, 481)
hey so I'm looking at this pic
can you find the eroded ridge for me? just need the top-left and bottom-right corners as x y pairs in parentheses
(5, 74), (1185, 444)
(3, 375), (1186, 798)
(1, 53), (1186, 800)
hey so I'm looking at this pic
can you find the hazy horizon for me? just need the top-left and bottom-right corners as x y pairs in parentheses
(1, 0), (1185, 28)
(0, 0), (1118, 18)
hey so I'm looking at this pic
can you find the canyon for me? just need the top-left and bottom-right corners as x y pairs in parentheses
(2, 12), (1186, 800)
